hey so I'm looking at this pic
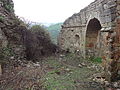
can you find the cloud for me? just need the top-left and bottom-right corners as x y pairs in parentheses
(13, 0), (94, 23)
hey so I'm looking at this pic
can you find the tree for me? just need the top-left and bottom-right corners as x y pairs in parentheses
(23, 24), (58, 62)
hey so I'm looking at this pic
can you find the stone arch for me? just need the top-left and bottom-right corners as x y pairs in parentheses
(85, 18), (102, 56)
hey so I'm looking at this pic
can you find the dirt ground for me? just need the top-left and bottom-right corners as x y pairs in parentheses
(0, 54), (119, 90)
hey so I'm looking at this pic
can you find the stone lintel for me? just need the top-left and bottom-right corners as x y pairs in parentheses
(62, 25), (86, 29)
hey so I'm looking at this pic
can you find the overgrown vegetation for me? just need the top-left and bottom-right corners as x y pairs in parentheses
(0, 1), (106, 89)
(0, 47), (14, 64)
(0, 56), (104, 90)
(89, 57), (102, 63)
(42, 56), (104, 90)
(5, 4), (13, 12)
(1, 0), (14, 12)
(0, 15), (4, 22)
(23, 24), (58, 62)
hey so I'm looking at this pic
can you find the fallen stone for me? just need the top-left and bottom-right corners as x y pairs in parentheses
(33, 63), (40, 67)
(78, 64), (82, 68)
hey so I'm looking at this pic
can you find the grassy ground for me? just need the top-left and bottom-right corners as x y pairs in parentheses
(42, 54), (104, 90)
(0, 54), (105, 90)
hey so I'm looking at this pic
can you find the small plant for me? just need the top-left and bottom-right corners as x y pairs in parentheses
(0, 47), (14, 64)
(0, 15), (4, 22)
(0, 0), (14, 12)
(89, 56), (102, 63)
(5, 4), (14, 12)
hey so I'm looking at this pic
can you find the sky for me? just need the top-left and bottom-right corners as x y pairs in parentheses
(12, 0), (94, 23)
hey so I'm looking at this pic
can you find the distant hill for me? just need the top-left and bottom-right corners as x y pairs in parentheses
(46, 23), (63, 44)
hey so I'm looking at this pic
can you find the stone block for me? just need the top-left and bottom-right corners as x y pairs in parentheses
(117, 5), (120, 11)
(103, 9), (111, 16)
(111, 14), (117, 21)
(105, 16), (112, 23)
(110, 6), (117, 14)
(104, 4), (109, 9)
(100, 17), (106, 24)
(108, 1), (117, 8)
(117, 0), (120, 4)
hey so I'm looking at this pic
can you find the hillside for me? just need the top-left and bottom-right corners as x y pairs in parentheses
(46, 23), (63, 44)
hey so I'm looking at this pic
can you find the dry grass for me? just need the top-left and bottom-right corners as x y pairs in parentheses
(0, 63), (45, 90)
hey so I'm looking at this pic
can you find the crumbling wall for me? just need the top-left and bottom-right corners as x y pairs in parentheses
(0, 0), (26, 62)
(59, 0), (117, 56)
(59, 0), (120, 82)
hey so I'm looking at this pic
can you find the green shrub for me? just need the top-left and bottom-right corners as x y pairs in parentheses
(0, 47), (14, 64)
(89, 56), (102, 63)
(5, 4), (14, 12)
(0, 0), (14, 12)
(0, 15), (4, 21)
(24, 24), (58, 62)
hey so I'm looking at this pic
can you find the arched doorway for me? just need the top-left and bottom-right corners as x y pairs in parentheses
(85, 18), (102, 57)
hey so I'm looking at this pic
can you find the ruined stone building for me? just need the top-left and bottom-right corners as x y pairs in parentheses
(59, 0), (120, 81)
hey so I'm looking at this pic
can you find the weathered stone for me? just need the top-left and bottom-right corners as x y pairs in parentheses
(108, 0), (117, 8)
(117, 0), (120, 4)
(59, 0), (120, 82)
(0, 28), (8, 47)
(117, 5), (120, 11)
(0, 0), (27, 62)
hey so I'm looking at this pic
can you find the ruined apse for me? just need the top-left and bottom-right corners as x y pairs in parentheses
(59, 0), (120, 82)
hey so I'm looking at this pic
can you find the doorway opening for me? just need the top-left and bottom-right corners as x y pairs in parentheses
(85, 18), (102, 56)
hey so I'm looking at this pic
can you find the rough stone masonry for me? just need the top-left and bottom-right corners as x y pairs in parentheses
(0, 0), (26, 62)
(59, 0), (120, 82)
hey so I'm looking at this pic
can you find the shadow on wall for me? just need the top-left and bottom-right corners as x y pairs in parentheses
(85, 18), (102, 57)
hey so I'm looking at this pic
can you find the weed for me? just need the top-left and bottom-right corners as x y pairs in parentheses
(0, 15), (4, 22)
(89, 57), (102, 63)
(5, 4), (14, 12)
(42, 57), (101, 90)
(0, 47), (14, 64)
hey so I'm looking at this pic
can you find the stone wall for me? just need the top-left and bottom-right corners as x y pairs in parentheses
(0, 0), (26, 61)
(59, 0), (120, 82)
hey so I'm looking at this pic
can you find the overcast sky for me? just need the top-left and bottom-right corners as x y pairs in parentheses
(12, 0), (94, 23)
